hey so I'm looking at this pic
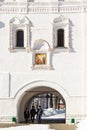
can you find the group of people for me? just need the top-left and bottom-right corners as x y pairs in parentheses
(24, 105), (43, 123)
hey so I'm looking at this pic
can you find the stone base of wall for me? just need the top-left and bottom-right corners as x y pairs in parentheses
(0, 116), (17, 123)
(0, 115), (87, 124)
(66, 114), (87, 124)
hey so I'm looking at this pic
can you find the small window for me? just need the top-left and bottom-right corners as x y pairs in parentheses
(16, 30), (24, 47)
(57, 29), (64, 47)
(53, 16), (70, 51)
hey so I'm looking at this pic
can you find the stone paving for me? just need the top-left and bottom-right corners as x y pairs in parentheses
(0, 124), (55, 130)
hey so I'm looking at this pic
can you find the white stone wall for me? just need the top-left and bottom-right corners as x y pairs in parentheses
(0, 0), (87, 123)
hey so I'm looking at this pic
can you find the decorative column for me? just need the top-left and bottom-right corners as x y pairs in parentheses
(58, 97), (61, 109)
(48, 94), (51, 108)
(53, 95), (56, 109)
(47, 50), (52, 69)
(55, 96), (58, 109)
(38, 95), (41, 106)
(26, 24), (30, 52)
(9, 23), (13, 52)
(52, 29), (55, 48)
(50, 94), (53, 108)
(46, 93), (49, 109)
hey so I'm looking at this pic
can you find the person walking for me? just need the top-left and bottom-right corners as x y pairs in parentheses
(36, 106), (43, 124)
(24, 107), (29, 123)
(30, 106), (36, 123)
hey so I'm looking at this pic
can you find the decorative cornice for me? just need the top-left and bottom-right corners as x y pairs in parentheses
(0, 2), (87, 14)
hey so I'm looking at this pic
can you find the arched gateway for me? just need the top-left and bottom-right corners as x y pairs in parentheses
(15, 81), (69, 123)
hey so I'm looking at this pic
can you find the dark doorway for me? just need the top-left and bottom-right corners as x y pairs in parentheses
(16, 30), (24, 47)
(57, 29), (64, 47)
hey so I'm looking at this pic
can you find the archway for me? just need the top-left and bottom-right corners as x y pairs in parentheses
(17, 85), (66, 123)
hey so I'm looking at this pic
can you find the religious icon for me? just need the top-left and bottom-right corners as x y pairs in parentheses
(35, 53), (46, 65)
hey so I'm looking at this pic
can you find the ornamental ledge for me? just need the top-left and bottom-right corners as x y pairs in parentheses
(0, 6), (87, 14)
(31, 65), (53, 70)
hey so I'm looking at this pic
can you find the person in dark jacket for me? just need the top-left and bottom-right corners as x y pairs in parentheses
(30, 106), (36, 123)
(24, 107), (29, 123)
(37, 106), (43, 124)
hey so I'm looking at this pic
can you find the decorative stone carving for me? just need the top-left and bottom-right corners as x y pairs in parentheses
(9, 16), (30, 52)
(33, 39), (50, 51)
(52, 15), (70, 51)
(0, 2), (87, 14)
(32, 39), (53, 69)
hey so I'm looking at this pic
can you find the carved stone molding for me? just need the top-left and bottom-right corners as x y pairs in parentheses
(9, 16), (30, 52)
(52, 15), (70, 50)
(0, 2), (87, 14)
(0, 116), (14, 123)
(66, 114), (87, 124)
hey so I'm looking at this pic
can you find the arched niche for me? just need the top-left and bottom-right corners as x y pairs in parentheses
(32, 39), (52, 69)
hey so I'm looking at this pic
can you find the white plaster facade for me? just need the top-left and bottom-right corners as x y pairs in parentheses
(0, 0), (87, 124)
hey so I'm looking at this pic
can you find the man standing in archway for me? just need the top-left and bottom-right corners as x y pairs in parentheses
(37, 106), (43, 124)
(24, 107), (29, 123)
(30, 106), (36, 123)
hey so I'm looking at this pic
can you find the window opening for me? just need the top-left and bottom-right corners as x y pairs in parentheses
(16, 30), (24, 47)
(57, 29), (64, 47)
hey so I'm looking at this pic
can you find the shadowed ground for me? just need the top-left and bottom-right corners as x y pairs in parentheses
(0, 123), (77, 130)
(50, 124), (77, 130)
